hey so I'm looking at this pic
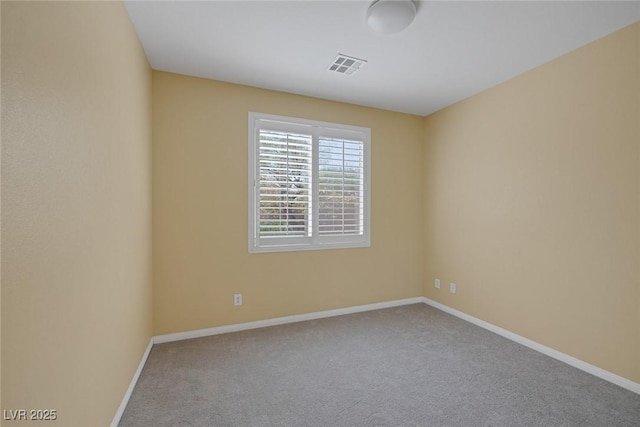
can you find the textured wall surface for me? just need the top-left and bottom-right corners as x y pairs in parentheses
(152, 71), (425, 335)
(2, 2), (152, 425)
(423, 22), (640, 383)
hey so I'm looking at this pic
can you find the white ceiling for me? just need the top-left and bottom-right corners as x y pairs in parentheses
(125, 1), (640, 116)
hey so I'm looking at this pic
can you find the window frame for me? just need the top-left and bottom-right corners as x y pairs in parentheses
(248, 112), (371, 253)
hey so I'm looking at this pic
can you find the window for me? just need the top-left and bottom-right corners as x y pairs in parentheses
(248, 112), (370, 253)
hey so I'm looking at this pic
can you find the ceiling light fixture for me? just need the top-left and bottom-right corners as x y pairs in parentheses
(366, 0), (417, 35)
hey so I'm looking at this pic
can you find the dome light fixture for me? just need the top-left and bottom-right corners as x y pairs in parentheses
(366, 0), (417, 35)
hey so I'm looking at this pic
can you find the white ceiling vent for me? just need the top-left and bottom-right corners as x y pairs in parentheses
(328, 54), (367, 75)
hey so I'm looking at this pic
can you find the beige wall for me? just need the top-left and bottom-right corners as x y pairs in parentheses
(423, 23), (640, 383)
(152, 71), (425, 335)
(2, 2), (152, 426)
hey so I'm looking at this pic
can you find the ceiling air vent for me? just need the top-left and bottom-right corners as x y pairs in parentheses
(328, 54), (367, 75)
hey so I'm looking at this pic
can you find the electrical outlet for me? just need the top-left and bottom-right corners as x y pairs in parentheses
(435, 278), (440, 289)
(234, 293), (242, 306)
(449, 283), (456, 294)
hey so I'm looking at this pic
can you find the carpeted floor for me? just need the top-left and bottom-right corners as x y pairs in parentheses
(119, 304), (640, 426)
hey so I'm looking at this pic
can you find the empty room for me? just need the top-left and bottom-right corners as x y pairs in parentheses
(2, 0), (639, 426)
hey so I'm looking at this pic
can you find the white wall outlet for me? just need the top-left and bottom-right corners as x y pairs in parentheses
(449, 283), (456, 294)
(435, 278), (440, 289)
(234, 293), (242, 306)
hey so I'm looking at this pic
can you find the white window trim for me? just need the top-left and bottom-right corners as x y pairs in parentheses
(248, 112), (371, 253)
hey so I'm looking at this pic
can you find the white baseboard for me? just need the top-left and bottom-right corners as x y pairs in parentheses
(420, 297), (640, 395)
(111, 338), (154, 427)
(113, 295), (639, 425)
(153, 297), (424, 344)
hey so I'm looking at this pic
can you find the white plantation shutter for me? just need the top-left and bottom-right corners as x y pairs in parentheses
(258, 129), (312, 238)
(318, 137), (364, 236)
(249, 113), (370, 253)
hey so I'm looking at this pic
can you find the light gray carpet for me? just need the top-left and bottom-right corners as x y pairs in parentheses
(119, 304), (640, 426)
